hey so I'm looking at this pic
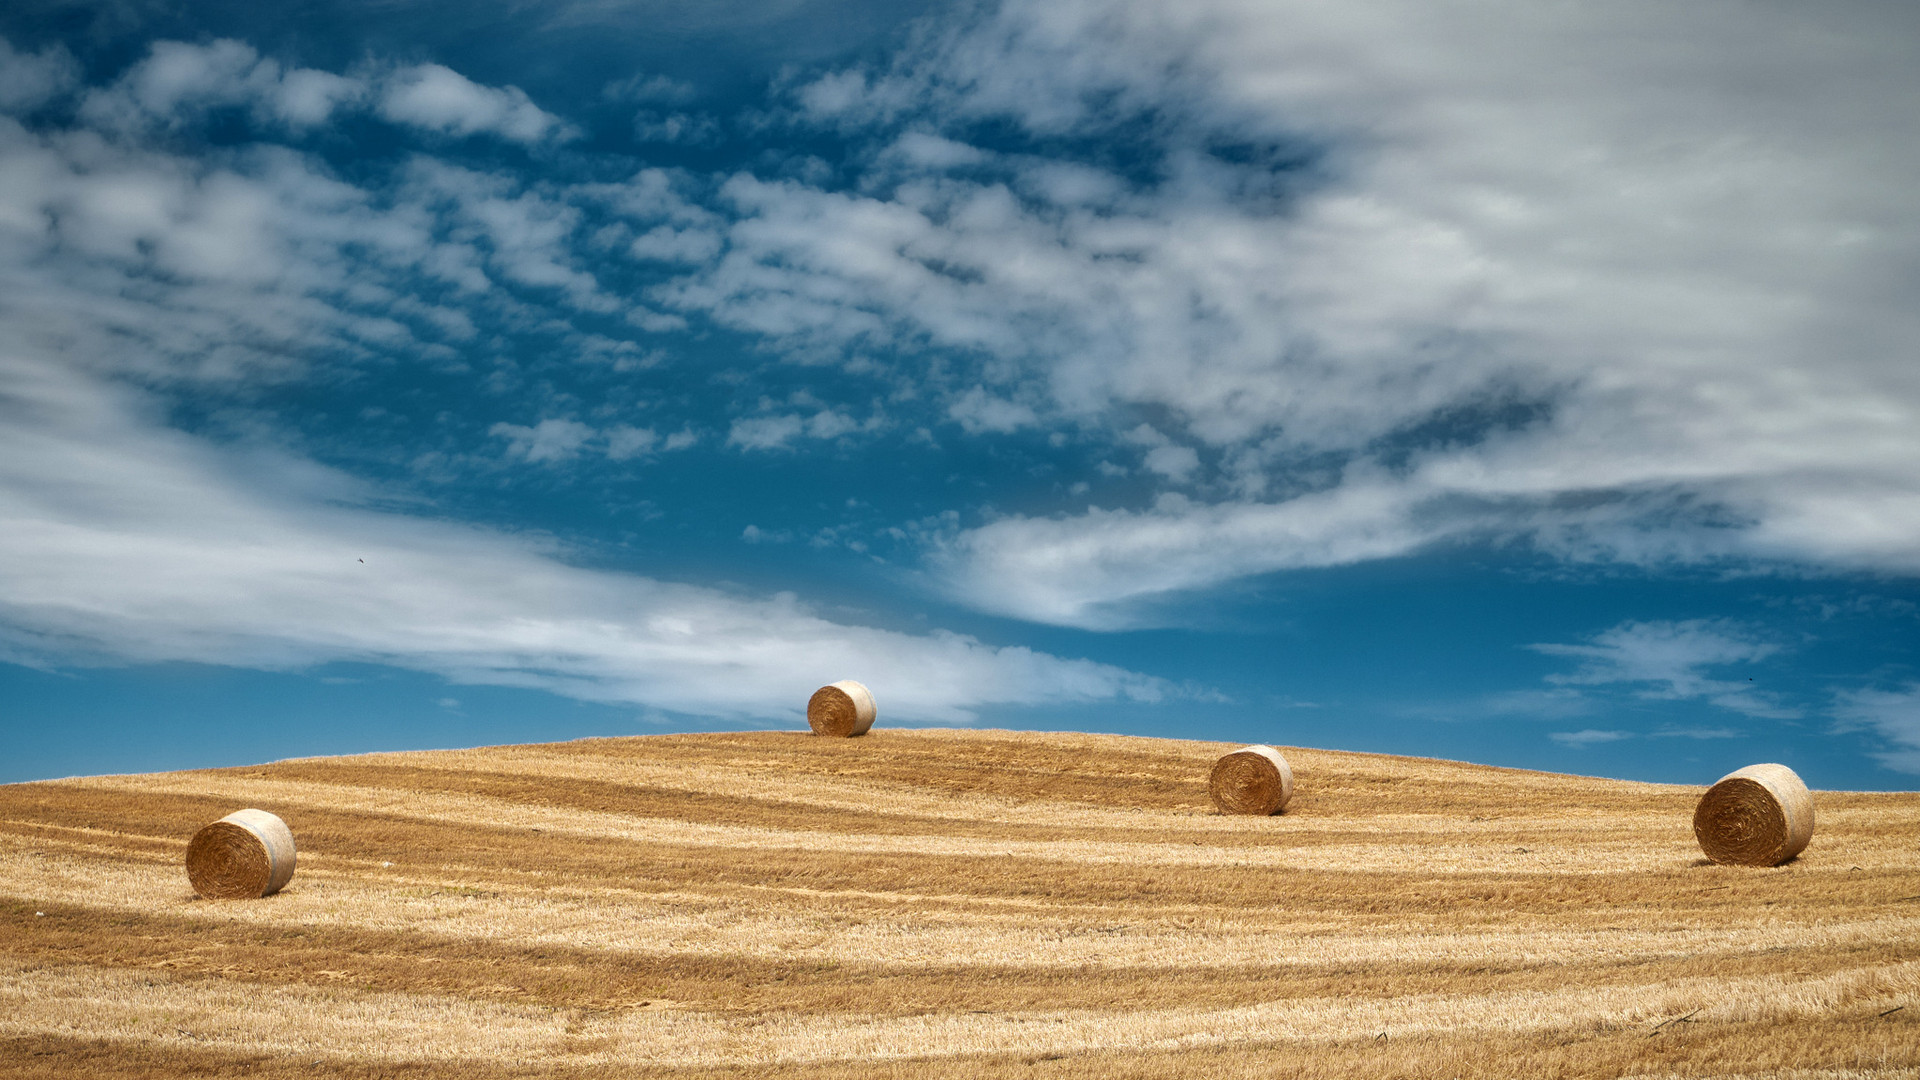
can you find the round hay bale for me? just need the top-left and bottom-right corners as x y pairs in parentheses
(186, 808), (297, 899)
(1209, 745), (1294, 815)
(1692, 763), (1814, 867)
(807, 680), (877, 737)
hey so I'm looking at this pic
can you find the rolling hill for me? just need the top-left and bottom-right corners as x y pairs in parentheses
(2, 729), (1917, 1078)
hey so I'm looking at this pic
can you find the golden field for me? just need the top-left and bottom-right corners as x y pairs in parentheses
(1, 728), (1916, 1078)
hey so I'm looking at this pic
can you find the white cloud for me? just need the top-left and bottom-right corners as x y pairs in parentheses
(805, 409), (860, 439)
(933, 472), (1456, 626)
(77, 39), (367, 132)
(489, 419), (691, 463)
(655, 0), (1920, 627)
(887, 131), (989, 170)
(728, 414), (806, 450)
(378, 63), (574, 144)
(947, 386), (1036, 434)
(69, 39), (579, 148)
(588, 167), (717, 226)
(1142, 445), (1199, 482)
(1530, 619), (1799, 720)
(1550, 729), (1633, 748)
(629, 224), (723, 263)
(0, 351), (1165, 723)
(0, 98), (668, 451)
(0, 33), (1171, 727)
(1019, 162), (1124, 208)
(1832, 685), (1920, 775)
(1123, 425), (1201, 482)
(404, 159), (615, 312)
(605, 425), (659, 459)
(587, 168), (727, 267)
(795, 69), (877, 120)
(727, 407), (873, 450)
(0, 36), (79, 113)
(274, 67), (365, 127)
(491, 418), (595, 463)
(0, 110), (482, 385)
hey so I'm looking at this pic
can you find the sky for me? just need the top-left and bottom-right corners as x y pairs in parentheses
(1, 0), (1918, 789)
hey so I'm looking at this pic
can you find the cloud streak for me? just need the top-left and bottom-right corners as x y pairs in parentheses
(75, 40), (573, 144)
(1833, 686), (1920, 775)
(1530, 619), (1796, 721)
(0, 351), (1164, 722)
(379, 63), (575, 145)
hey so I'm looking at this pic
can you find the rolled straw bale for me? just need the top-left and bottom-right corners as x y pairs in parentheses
(807, 680), (877, 737)
(1209, 745), (1294, 815)
(186, 808), (296, 899)
(1692, 763), (1814, 867)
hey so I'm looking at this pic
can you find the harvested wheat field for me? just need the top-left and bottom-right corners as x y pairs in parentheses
(2, 729), (1918, 1079)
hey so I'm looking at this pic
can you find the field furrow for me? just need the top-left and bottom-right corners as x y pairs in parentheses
(2, 729), (1916, 1078)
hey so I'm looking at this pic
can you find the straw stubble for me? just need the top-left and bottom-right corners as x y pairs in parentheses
(3, 730), (1917, 1080)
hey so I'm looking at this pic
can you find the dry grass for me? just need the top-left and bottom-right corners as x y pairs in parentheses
(1, 728), (1916, 1078)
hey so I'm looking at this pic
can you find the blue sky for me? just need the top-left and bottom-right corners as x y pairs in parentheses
(2, 0), (1918, 789)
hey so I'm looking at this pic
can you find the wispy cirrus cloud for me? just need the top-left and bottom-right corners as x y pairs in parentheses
(931, 474), (1466, 628)
(75, 39), (574, 144)
(636, 0), (1920, 628)
(24, 6), (1920, 638)
(0, 32), (1163, 724)
(1530, 619), (1797, 721)
(1549, 729), (1633, 749)
(726, 407), (875, 450)
(1833, 685), (1920, 775)
(1550, 726), (1741, 750)
(0, 348), (1165, 722)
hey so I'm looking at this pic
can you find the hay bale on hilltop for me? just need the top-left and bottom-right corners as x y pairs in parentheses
(1209, 745), (1294, 815)
(186, 808), (297, 899)
(807, 680), (877, 737)
(1693, 763), (1814, 866)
